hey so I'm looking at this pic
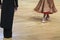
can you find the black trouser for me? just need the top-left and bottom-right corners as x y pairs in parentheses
(4, 28), (12, 38)
(1, 7), (14, 38)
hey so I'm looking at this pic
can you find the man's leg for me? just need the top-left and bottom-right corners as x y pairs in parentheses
(3, 28), (12, 38)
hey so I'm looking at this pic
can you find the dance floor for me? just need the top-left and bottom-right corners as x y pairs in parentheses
(0, 0), (60, 40)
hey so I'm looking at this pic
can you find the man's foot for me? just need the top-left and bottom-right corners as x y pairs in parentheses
(3, 38), (12, 40)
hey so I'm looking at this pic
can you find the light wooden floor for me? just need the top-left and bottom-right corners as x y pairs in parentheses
(0, 0), (60, 40)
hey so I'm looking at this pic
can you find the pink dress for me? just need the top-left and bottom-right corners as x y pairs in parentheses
(34, 0), (57, 14)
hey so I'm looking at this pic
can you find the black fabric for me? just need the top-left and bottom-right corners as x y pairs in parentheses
(4, 28), (12, 38)
(0, 0), (18, 38)
(1, 0), (18, 28)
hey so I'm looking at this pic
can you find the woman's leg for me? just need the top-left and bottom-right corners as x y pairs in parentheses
(42, 12), (50, 22)
(46, 14), (50, 20)
(42, 13), (47, 23)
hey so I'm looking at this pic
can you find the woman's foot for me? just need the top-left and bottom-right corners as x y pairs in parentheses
(42, 17), (47, 23)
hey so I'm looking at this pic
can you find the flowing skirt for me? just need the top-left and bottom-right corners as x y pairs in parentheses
(34, 0), (57, 14)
